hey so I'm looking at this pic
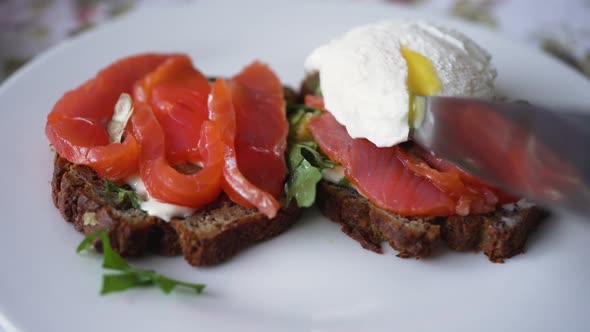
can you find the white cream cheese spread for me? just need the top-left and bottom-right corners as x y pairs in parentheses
(107, 93), (134, 143)
(321, 165), (345, 184)
(305, 20), (497, 147)
(126, 175), (195, 222)
(500, 199), (536, 226)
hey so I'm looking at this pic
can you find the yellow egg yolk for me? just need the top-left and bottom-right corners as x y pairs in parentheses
(401, 46), (441, 126)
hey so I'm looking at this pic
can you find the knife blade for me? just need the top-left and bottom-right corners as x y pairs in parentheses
(410, 95), (590, 215)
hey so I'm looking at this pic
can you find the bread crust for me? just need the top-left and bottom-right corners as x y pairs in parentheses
(317, 180), (545, 262)
(51, 155), (301, 266)
(52, 154), (545, 264)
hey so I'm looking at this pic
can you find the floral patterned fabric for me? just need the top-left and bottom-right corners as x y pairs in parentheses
(0, 0), (589, 82)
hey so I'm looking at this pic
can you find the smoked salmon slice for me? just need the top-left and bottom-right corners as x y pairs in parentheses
(46, 54), (172, 181)
(229, 62), (288, 199)
(133, 55), (211, 165)
(47, 54), (289, 214)
(209, 78), (280, 218)
(308, 112), (505, 216)
(130, 102), (223, 208)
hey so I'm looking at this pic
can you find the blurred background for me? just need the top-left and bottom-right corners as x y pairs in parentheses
(0, 0), (589, 82)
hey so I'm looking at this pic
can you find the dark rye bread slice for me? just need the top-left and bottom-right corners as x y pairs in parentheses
(317, 180), (546, 263)
(51, 155), (302, 266)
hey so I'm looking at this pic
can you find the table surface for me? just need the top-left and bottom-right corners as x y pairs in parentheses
(0, 0), (588, 82)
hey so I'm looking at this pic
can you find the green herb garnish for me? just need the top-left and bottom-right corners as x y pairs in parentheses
(287, 103), (323, 142)
(286, 142), (335, 207)
(105, 179), (141, 209)
(77, 229), (206, 295)
(286, 102), (322, 115)
(301, 72), (322, 97)
(338, 177), (350, 187)
(285, 103), (336, 207)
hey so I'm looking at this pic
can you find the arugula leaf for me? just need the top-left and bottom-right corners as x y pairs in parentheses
(286, 159), (323, 207)
(102, 248), (129, 270)
(76, 229), (103, 253)
(285, 102), (339, 208)
(288, 108), (306, 126)
(286, 102), (322, 116)
(301, 73), (322, 97)
(101, 273), (149, 295)
(338, 177), (351, 187)
(156, 276), (177, 294)
(298, 143), (335, 169)
(288, 142), (334, 170)
(78, 229), (206, 296)
(156, 275), (206, 294)
(287, 103), (323, 143)
(104, 179), (141, 209)
(91, 228), (129, 270)
(286, 142), (335, 208)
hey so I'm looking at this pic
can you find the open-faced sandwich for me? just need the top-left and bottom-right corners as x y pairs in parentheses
(47, 54), (301, 266)
(287, 20), (546, 262)
(47, 21), (545, 270)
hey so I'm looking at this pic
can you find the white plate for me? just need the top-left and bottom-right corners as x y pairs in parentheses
(1, 1), (590, 331)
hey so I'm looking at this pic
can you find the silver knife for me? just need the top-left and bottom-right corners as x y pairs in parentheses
(410, 95), (590, 215)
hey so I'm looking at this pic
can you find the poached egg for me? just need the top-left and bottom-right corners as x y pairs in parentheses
(304, 20), (497, 148)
